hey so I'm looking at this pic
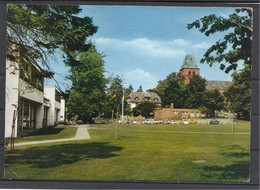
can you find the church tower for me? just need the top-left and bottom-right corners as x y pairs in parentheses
(179, 54), (200, 84)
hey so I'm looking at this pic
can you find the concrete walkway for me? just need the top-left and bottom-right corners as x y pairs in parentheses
(15, 125), (91, 147)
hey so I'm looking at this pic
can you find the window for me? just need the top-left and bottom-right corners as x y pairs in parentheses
(154, 98), (158, 101)
(21, 100), (36, 130)
(55, 89), (61, 102)
(19, 62), (44, 91)
(193, 71), (195, 75)
(188, 71), (191, 75)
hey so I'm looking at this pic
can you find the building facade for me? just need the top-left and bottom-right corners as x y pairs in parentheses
(128, 91), (162, 109)
(5, 59), (45, 137)
(5, 60), (66, 138)
(44, 85), (65, 126)
(154, 103), (202, 120)
(179, 54), (200, 84)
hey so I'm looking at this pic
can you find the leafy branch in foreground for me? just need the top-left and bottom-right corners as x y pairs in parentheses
(187, 8), (252, 73)
(7, 5), (98, 71)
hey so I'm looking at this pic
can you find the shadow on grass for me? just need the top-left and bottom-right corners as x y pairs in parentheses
(5, 142), (123, 169)
(202, 161), (249, 180)
(202, 145), (249, 181)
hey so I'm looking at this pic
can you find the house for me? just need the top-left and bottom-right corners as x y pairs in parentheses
(44, 85), (65, 126)
(154, 103), (202, 120)
(128, 91), (162, 109)
(5, 59), (45, 137)
(5, 59), (66, 138)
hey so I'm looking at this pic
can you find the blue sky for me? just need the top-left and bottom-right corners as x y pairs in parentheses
(45, 6), (242, 92)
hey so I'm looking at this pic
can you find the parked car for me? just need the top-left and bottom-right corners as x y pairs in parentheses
(163, 120), (171, 124)
(210, 119), (220, 125)
(132, 120), (137, 124)
(153, 120), (163, 124)
(188, 120), (197, 124)
(170, 120), (177, 124)
(143, 119), (154, 124)
(181, 120), (189, 124)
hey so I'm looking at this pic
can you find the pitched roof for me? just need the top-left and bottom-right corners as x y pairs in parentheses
(206, 80), (232, 91)
(128, 91), (162, 104)
(180, 54), (199, 69)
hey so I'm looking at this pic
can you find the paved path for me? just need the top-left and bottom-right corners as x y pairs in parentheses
(15, 125), (90, 147)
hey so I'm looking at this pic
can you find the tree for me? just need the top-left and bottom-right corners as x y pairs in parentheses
(162, 80), (185, 108)
(187, 8), (252, 73)
(155, 72), (185, 107)
(202, 89), (225, 118)
(225, 65), (251, 120)
(132, 101), (156, 118)
(103, 75), (124, 119)
(67, 46), (107, 123)
(7, 5), (98, 71)
(125, 84), (134, 96)
(138, 85), (143, 92)
(184, 75), (206, 109)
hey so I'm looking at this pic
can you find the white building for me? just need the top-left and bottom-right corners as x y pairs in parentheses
(5, 60), (66, 138)
(5, 59), (45, 138)
(60, 99), (66, 123)
(44, 85), (65, 126)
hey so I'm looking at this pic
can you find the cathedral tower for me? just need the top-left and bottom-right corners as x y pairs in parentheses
(179, 54), (200, 84)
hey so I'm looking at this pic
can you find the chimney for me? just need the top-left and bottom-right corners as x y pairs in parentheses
(170, 103), (174, 111)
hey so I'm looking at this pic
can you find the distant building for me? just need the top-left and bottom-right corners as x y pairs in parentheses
(128, 91), (162, 109)
(179, 54), (232, 92)
(205, 80), (232, 94)
(153, 54), (232, 120)
(179, 54), (200, 84)
(154, 103), (202, 120)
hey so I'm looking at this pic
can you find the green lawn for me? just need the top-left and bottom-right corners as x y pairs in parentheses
(5, 121), (250, 182)
(12, 125), (77, 143)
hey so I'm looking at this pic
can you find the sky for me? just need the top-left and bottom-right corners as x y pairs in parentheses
(45, 6), (243, 92)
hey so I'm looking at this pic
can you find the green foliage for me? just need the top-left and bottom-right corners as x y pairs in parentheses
(138, 85), (143, 92)
(7, 5), (97, 69)
(133, 101), (156, 118)
(125, 84), (134, 96)
(225, 66), (251, 120)
(162, 80), (185, 108)
(155, 72), (185, 107)
(184, 75), (206, 109)
(187, 8), (252, 73)
(103, 75), (125, 119)
(67, 46), (107, 123)
(202, 89), (225, 117)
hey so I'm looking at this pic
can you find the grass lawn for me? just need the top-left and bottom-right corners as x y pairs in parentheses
(5, 121), (250, 182)
(12, 125), (77, 143)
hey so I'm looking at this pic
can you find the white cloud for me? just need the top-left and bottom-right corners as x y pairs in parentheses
(170, 39), (191, 46)
(94, 37), (186, 58)
(194, 42), (211, 49)
(94, 37), (211, 59)
(125, 68), (159, 91)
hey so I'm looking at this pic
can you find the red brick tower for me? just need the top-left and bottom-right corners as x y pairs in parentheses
(179, 54), (200, 84)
